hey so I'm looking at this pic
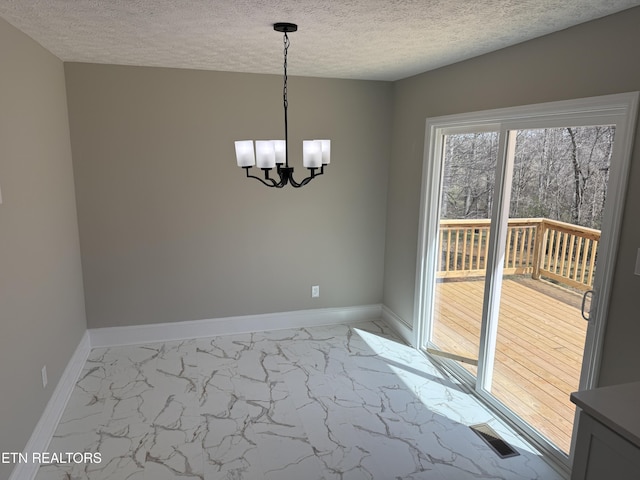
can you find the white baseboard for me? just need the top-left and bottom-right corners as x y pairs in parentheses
(381, 305), (414, 346)
(9, 330), (91, 480)
(90, 304), (383, 347)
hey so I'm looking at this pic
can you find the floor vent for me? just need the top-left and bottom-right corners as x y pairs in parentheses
(470, 423), (520, 459)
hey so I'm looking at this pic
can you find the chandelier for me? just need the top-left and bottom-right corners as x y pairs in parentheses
(234, 23), (330, 188)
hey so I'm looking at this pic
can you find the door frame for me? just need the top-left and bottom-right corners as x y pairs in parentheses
(413, 92), (639, 464)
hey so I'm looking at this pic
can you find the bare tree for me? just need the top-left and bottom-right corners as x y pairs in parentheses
(440, 126), (615, 229)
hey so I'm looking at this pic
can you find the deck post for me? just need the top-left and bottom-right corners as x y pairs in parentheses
(531, 219), (546, 280)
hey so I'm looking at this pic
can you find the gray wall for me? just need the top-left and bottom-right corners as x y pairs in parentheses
(383, 7), (640, 387)
(0, 18), (87, 479)
(64, 63), (392, 328)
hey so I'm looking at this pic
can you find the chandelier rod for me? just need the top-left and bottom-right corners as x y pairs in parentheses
(283, 30), (290, 168)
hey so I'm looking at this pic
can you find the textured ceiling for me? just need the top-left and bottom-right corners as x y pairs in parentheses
(1, 0), (639, 81)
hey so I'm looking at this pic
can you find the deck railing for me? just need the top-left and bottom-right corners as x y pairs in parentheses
(437, 218), (600, 291)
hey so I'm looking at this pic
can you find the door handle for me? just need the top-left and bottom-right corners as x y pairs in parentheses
(581, 290), (594, 321)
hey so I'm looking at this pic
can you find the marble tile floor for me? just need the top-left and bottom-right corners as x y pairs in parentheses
(35, 320), (565, 479)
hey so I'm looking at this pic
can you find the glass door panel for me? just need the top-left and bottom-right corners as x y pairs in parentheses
(488, 126), (614, 454)
(429, 131), (499, 376)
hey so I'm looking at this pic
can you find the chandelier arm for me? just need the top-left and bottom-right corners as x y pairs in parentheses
(288, 176), (302, 188)
(288, 167), (324, 188)
(290, 177), (312, 188)
(243, 167), (282, 187)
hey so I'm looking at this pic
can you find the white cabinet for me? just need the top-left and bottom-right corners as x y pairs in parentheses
(572, 410), (640, 479)
(571, 382), (640, 480)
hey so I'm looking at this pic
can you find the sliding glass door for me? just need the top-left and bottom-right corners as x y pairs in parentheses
(415, 93), (638, 463)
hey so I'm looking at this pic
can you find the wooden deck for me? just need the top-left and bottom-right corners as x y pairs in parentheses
(432, 276), (588, 454)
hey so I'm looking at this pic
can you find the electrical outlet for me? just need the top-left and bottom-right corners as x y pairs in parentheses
(311, 285), (320, 298)
(41, 366), (48, 388)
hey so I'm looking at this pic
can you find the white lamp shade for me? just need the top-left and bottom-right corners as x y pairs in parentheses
(255, 140), (276, 169)
(318, 139), (331, 164)
(235, 140), (255, 167)
(303, 140), (322, 168)
(272, 140), (286, 164)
